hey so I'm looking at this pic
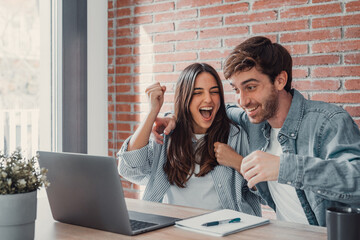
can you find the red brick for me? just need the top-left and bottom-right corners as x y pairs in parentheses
(116, 47), (132, 55)
(281, 3), (341, 18)
(134, 0), (153, 4)
(346, 1), (360, 12)
(116, 0), (132, 8)
(108, 29), (115, 38)
(253, 20), (308, 34)
(116, 123), (131, 131)
(115, 104), (131, 112)
(280, 29), (341, 43)
(155, 9), (197, 22)
(155, 31), (197, 42)
(293, 68), (309, 79)
(116, 113), (141, 122)
(225, 11), (277, 25)
(108, 65), (114, 74)
(345, 27), (360, 39)
(108, 39), (114, 48)
(108, 1), (113, 9)
(115, 66), (131, 74)
(200, 26), (248, 39)
(116, 94), (141, 103)
(116, 8), (131, 17)
(108, 10), (114, 19)
(176, 39), (221, 51)
(344, 79), (360, 90)
(252, 0), (308, 10)
(116, 27), (131, 37)
(154, 63), (174, 73)
(283, 44), (308, 55)
(311, 93), (360, 103)
(134, 15), (153, 24)
(155, 52), (197, 63)
(312, 14), (360, 28)
(134, 22), (174, 35)
(154, 73), (179, 83)
(115, 85), (132, 93)
(115, 56), (136, 65)
(108, 19), (113, 29)
(116, 18), (131, 27)
(116, 37), (135, 46)
(345, 53), (360, 64)
(199, 50), (229, 60)
(292, 80), (340, 91)
(177, 0), (222, 9)
(108, 57), (114, 65)
(154, 43), (174, 53)
(293, 55), (340, 66)
(313, 40), (360, 53)
(178, 17), (222, 30)
(344, 106), (360, 117)
(200, 2), (248, 16)
(224, 35), (277, 48)
(116, 75), (134, 84)
(313, 66), (360, 78)
(135, 2), (174, 15)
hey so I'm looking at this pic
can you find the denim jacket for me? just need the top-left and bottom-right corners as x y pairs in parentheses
(226, 89), (360, 226)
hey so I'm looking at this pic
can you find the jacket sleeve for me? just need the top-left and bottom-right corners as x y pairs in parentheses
(117, 136), (161, 185)
(278, 111), (360, 204)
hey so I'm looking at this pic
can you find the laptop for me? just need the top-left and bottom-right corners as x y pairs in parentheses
(37, 151), (180, 235)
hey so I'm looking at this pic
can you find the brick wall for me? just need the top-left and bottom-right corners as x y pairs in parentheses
(107, 0), (360, 218)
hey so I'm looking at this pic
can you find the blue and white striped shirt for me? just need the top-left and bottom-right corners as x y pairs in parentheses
(118, 124), (262, 216)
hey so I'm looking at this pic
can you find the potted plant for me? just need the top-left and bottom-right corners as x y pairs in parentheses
(0, 149), (49, 240)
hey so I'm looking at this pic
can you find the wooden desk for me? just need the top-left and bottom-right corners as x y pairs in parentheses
(35, 197), (327, 240)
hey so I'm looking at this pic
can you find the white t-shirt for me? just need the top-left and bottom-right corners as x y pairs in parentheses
(162, 134), (222, 210)
(266, 128), (308, 224)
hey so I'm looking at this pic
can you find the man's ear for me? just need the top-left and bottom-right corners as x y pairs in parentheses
(274, 71), (288, 91)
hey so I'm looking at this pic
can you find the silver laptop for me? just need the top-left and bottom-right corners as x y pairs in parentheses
(37, 151), (179, 236)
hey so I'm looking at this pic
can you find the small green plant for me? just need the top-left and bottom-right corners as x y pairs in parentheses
(0, 149), (49, 195)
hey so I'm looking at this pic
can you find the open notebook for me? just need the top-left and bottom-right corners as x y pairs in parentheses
(175, 209), (269, 237)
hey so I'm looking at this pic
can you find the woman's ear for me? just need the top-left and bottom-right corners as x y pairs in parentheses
(274, 71), (288, 91)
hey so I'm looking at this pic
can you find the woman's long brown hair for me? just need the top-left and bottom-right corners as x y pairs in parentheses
(164, 63), (235, 188)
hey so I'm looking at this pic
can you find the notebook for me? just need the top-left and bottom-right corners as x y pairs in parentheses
(175, 209), (269, 237)
(37, 151), (179, 236)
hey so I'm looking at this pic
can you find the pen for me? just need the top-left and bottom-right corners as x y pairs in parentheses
(201, 217), (241, 227)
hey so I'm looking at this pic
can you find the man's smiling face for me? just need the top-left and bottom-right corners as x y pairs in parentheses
(230, 67), (279, 124)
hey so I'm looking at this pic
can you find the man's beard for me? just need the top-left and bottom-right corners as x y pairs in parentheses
(248, 87), (278, 124)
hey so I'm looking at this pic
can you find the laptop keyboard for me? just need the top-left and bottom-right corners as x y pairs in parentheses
(130, 219), (157, 231)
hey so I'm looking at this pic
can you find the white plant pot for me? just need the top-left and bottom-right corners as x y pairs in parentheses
(0, 191), (37, 240)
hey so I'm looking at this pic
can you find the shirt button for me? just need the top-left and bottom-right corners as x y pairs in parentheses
(218, 184), (222, 188)
(287, 181), (291, 185)
(290, 133), (295, 137)
(317, 190), (321, 194)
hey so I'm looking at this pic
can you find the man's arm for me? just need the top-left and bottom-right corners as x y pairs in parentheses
(278, 113), (360, 204)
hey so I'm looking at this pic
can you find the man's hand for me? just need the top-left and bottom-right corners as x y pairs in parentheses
(240, 150), (280, 188)
(151, 114), (176, 144)
(214, 142), (243, 172)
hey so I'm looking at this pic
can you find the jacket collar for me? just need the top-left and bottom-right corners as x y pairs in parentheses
(263, 89), (305, 139)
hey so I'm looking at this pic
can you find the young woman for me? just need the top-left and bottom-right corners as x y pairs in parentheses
(118, 63), (261, 216)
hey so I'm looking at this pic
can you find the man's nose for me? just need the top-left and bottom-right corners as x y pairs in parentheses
(237, 91), (250, 107)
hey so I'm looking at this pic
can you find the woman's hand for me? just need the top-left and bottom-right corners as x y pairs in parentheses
(214, 142), (243, 173)
(145, 82), (166, 115)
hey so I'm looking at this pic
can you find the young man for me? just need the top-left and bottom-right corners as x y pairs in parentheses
(153, 36), (360, 226)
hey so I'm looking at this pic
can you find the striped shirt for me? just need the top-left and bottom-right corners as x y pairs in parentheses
(118, 124), (262, 216)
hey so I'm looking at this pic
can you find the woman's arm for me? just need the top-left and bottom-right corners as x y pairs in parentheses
(128, 82), (166, 151)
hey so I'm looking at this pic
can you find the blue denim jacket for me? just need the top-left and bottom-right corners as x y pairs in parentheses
(227, 89), (360, 226)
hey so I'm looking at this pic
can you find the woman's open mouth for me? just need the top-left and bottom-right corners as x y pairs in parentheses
(199, 106), (213, 120)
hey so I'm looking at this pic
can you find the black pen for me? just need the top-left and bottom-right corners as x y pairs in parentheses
(201, 217), (241, 227)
